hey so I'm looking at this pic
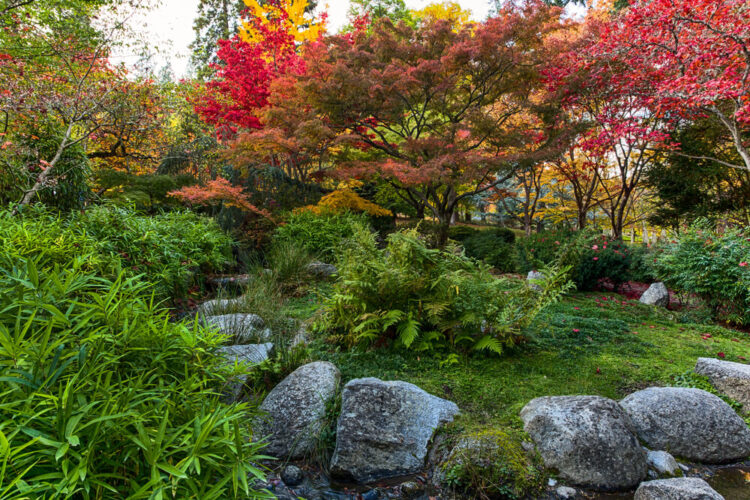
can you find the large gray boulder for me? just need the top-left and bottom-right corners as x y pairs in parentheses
(203, 313), (271, 344)
(620, 387), (750, 463)
(695, 357), (750, 414)
(216, 343), (273, 401)
(639, 282), (669, 307)
(634, 478), (724, 500)
(256, 362), (340, 459)
(330, 378), (459, 483)
(520, 395), (647, 490)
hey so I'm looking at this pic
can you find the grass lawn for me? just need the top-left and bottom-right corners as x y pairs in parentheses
(285, 288), (750, 434)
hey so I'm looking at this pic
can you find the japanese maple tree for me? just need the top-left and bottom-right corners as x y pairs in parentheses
(593, 0), (750, 172)
(297, 0), (573, 244)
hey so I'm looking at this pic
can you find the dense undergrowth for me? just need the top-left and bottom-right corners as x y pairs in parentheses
(0, 207), (269, 499)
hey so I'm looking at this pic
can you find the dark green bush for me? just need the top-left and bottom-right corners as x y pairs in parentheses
(654, 223), (750, 324)
(461, 228), (517, 273)
(447, 225), (480, 242)
(574, 236), (633, 290)
(322, 226), (574, 356)
(0, 259), (270, 498)
(515, 230), (575, 273)
(273, 211), (370, 262)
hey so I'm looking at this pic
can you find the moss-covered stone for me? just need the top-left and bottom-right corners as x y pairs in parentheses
(441, 429), (547, 499)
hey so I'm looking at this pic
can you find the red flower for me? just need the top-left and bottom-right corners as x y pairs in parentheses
(593, 257), (599, 261)
(573, 328), (580, 333)
(717, 352), (726, 359)
(740, 262), (748, 267)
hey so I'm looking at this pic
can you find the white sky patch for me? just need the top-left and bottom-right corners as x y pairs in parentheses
(118, 0), (585, 78)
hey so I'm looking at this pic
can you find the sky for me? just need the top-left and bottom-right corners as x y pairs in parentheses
(123, 0), (494, 78)
(125, 0), (582, 78)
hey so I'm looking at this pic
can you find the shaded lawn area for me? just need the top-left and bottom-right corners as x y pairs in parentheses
(289, 290), (750, 433)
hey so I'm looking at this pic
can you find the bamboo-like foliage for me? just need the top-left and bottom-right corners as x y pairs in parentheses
(0, 258), (271, 498)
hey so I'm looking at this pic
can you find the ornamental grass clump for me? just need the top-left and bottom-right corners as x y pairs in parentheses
(323, 226), (573, 355)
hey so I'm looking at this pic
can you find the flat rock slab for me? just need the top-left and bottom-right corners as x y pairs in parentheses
(196, 296), (247, 316)
(634, 478), (724, 500)
(203, 313), (271, 344)
(256, 361), (340, 459)
(620, 387), (750, 464)
(639, 282), (669, 307)
(520, 395), (647, 490)
(216, 343), (273, 401)
(695, 357), (750, 414)
(330, 378), (459, 484)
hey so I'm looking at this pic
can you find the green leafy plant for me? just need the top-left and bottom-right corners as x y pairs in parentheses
(461, 228), (517, 273)
(654, 222), (750, 324)
(515, 229), (576, 274)
(0, 257), (271, 499)
(273, 211), (370, 262)
(574, 235), (633, 290)
(322, 227), (573, 355)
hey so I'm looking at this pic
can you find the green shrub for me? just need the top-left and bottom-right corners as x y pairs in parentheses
(574, 235), (633, 290)
(322, 227), (574, 355)
(0, 259), (270, 498)
(442, 430), (546, 499)
(0, 206), (233, 300)
(447, 225), (480, 242)
(515, 229), (575, 273)
(461, 228), (517, 273)
(273, 211), (370, 262)
(654, 222), (750, 324)
(74, 205), (233, 298)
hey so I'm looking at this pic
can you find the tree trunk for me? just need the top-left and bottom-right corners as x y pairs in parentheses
(13, 123), (72, 214)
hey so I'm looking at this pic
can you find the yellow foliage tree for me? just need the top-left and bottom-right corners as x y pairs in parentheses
(412, 1), (471, 26)
(299, 189), (393, 217)
(241, 0), (325, 44)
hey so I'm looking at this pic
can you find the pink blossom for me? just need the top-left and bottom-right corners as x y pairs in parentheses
(740, 262), (748, 267)
(593, 257), (599, 261)
(592, 245), (599, 250)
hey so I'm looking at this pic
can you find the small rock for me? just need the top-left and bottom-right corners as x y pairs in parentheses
(556, 486), (578, 499)
(646, 450), (681, 477)
(399, 481), (422, 498)
(196, 296), (247, 316)
(639, 282), (669, 307)
(695, 357), (750, 414)
(203, 313), (271, 344)
(280, 465), (304, 487)
(307, 261), (338, 279)
(527, 270), (544, 291)
(547, 478), (558, 487)
(330, 377), (459, 483)
(620, 387), (750, 463)
(634, 478), (723, 500)
(256, 362), (340, 459)
(216, 343), (274, 401)
(208, 274), (251, 288)
(521, 395), (647, 490)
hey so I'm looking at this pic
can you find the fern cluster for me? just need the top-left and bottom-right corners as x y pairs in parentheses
(322, 227), (573, 355)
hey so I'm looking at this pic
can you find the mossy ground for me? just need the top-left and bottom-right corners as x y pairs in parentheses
(285, 288), (750, 433)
